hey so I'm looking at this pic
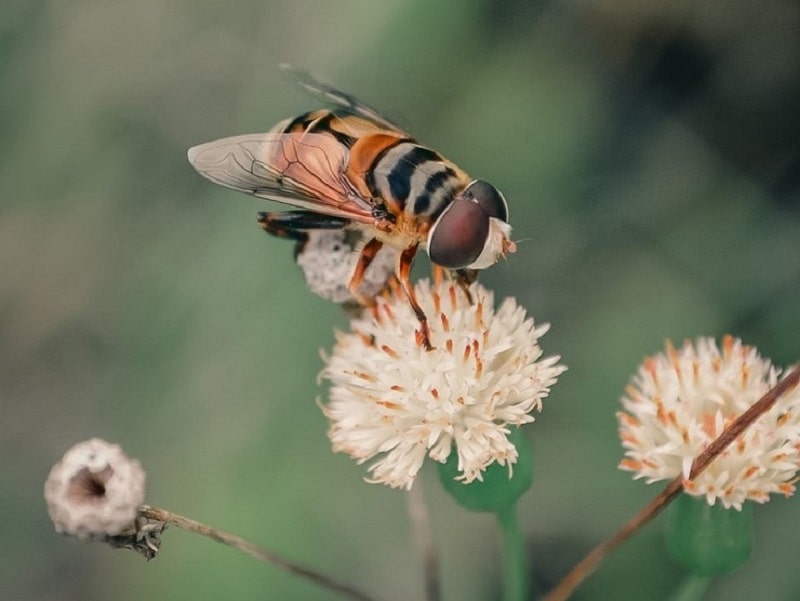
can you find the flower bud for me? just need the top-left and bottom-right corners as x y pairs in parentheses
(664, 493), (752, 576)
(437, 427), (533, 512)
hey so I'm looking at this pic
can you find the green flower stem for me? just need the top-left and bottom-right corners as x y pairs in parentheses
(669, 574), (712, 601)
(497, 504), (528, 601)
(436, 430), (533, 599)
(407, 482), (440, 601)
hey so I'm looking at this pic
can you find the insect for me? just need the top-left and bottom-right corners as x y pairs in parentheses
(188, 66), (515, 349)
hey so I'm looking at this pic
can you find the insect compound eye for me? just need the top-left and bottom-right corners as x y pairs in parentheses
(462, 179), (509, 223)
(428, 199), (490, 269)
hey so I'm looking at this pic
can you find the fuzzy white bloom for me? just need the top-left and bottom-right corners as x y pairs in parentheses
(296, 229), (397, 304)
(321, 278), (566, 489)
(618, 336), (800, 510)
(44, 438), (146, 539)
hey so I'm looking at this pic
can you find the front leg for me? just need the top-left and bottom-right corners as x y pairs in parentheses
(397, 244), (432, 351)
(348, 237), (384, 306)
(454, 268), (477, 304)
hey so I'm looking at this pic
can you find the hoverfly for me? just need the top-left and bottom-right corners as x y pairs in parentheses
(188, 66), (515, 349)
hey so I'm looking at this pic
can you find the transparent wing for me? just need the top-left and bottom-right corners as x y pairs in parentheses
(188, 132), (374, 223)
(280, 64), (410, 135)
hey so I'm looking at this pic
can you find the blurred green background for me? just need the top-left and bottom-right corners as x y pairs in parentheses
(3, 1), (799, 599)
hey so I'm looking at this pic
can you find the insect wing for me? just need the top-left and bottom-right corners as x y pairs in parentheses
(188, 132), (373, 223)
(280, 64), (409, 135)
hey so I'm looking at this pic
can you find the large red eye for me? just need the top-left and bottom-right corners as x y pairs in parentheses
(462, 180), (508, 222)
(428, 199), (490, 268)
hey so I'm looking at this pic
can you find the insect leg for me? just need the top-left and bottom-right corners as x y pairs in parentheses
(258, 211), (351, 257)
(398, 244), (432, 350)
(257, 210), (350, 239)
(453, 268), (477, 304)
(347, 237), (384, 305)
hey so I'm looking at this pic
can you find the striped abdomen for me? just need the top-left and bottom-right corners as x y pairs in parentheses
(274, 109), (470, 228)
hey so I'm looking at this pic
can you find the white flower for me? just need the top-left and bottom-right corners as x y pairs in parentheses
(618, 336), (800, 510)
(296, 229), (397, 304)
(320, 278), (566, 489)
(44, 438), (146, 539)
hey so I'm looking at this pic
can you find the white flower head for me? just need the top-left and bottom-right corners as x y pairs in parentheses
(618, 336), (800, 510)
(296, 229), (397, 304)
(321, 277), (566, 490)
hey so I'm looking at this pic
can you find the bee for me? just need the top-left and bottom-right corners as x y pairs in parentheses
(188, 66), (515, 349)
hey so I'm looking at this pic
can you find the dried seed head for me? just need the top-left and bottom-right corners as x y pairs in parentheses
(44, 438), (146, 539)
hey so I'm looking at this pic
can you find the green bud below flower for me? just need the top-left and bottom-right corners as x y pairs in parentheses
(437, 427), (533, 512)
(664, 493), (752, 576)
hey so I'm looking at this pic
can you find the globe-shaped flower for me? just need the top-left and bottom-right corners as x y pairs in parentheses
(618, 336), (800, 510)
(296, 229), (397, 304)
(321, 278), (566, 489)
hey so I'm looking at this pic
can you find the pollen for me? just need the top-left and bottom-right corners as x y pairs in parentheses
(381, 344), (400, 359)
(355, 330), (375, 347)
(475, 300), (485, 330)
(619, 459), (642, 471)
(370, 304), (381, 323)
(743, 466), (759, 479)
(348, 370), (378, 382)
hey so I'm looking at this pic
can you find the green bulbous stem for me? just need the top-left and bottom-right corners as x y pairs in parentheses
(664, 493), (752, 576)
(436, 427), (533, 512)
(437, 428), (534, 601)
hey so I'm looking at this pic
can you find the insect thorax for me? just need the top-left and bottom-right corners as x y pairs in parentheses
(368, 141), (468, 221)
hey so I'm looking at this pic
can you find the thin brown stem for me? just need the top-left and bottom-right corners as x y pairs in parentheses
(138, 505), (377, 601)
(544, 364), (800, 601)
